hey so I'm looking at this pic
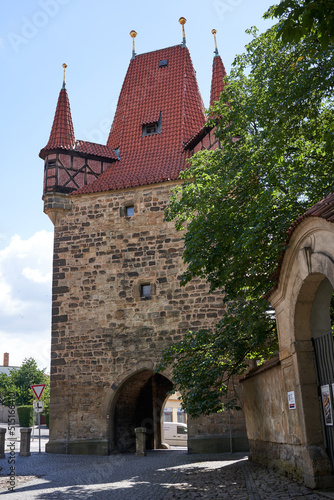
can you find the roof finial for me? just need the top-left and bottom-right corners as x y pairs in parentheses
(212, 29), (219, 57)
(130, 30), (137, 60)
(179, 17), (187, 47)
(62, 63), (67, 89)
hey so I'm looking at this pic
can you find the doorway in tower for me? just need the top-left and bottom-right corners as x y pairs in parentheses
(109, 370), (173, 453)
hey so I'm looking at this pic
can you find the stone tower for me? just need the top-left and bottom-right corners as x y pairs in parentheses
(40, 25), (248, 454)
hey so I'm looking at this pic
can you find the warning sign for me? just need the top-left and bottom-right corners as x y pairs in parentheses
(31, 384), (46, 400)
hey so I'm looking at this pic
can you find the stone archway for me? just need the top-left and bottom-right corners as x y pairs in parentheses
(108, 369), (173, 453)
(243, 218), (334, 487)
(305, 276), (334, 467)
(293, 273), (333, 461)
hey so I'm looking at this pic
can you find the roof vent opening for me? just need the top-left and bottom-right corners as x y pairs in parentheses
(159, 59), (168, 68)
(142, 112), (162, 137)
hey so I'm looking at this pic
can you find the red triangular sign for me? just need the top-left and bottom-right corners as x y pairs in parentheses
(31, 384), (46, 401)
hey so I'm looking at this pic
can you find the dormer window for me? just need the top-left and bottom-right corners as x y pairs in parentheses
(144, 123), (157, 135)
(159, 59), (168, 68)
(142, 112), (162, 137)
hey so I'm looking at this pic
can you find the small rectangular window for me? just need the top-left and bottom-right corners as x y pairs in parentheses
(177, 408), (186, 423)
(159, 59), (168, 68)
(126, 206), (134, 217)
(140, 284), (151, 299)
(164, 407), (173, 422)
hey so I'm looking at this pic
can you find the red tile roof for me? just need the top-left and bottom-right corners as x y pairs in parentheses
(40, 87), (75, 158)
(75, 45), (206, 194)
(141, 111), (161, 125)
(75, 140), (118, 160)
(39, 91), (118, 161)
(210, 55), (226, 107)
(184, 54), (227, 151)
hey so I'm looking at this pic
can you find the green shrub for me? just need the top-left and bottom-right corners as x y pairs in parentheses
(17, 405), (33, 427)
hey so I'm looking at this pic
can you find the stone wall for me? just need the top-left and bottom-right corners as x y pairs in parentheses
(241, 356), (333, 489)
(188, 378), (248, 453)
(46, 181), (248, 454)
(0, 405), (19, 425)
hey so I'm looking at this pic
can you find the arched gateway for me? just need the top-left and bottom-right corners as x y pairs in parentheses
(242, 202), (334, 489)
(108, 370), (173, 453)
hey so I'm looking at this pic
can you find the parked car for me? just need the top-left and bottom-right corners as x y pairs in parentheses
(163, 422), (187, 446)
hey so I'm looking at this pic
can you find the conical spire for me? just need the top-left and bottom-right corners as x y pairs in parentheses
(40, 64), (75, 157)
(210, 30), (227, 107)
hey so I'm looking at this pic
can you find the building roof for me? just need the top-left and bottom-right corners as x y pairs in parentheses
(75, 44), (206, 194)
(74, 140), (118, 160)
(210, 54), (227, 108)
(0, 365), (19, 375)
(41, 39), (227, 195)
(40, 87), (75, 158)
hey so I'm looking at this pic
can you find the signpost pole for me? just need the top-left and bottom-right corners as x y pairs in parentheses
(38, 411), (41, 453)
(30, 385), (46, 454)
(32, 404), (35, 440)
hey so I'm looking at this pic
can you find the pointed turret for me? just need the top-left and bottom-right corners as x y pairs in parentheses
(210, 30), (227, 107)
(40, 64), (75, 158)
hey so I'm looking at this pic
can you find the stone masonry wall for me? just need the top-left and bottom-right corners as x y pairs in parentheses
(48, 180), (247, 452)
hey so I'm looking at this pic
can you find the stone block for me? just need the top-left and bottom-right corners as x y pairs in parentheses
(19, 428), (32, 457)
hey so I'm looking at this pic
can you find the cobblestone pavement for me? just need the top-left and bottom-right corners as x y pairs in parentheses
(1, 427), (334, 499)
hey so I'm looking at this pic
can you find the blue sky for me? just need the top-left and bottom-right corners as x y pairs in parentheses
(0, 0), (275, 370)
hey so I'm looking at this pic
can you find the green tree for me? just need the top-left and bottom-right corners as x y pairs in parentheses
(0, 372), (16, 406)
(267, 0), (334, 46)
(158, 19), (333, 417)
(0, 357), (48, 406)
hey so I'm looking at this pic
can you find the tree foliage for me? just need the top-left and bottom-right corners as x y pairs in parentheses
(158, 15), (334, 417)
(0, 357), (48, 406)
(267, 0), (334, 46)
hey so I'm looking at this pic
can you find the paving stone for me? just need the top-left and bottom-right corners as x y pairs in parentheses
(0, 446), (333, 499)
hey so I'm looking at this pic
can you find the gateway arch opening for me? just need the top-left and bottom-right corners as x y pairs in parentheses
(110, 370), (174, 453)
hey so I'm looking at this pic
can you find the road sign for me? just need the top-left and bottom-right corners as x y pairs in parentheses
(33, 401), (44, 413)
(31, 384), (46, 400)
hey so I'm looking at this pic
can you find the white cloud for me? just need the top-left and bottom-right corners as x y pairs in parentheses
(0, 230), (53, 371)
(22, 266), (51, 284)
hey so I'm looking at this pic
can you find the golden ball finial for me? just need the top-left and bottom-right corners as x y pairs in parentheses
(130, 31), (137, 58)
(62, 63), (67, 87)
(212, 29), (218, 52)
(179, 17), (187, 45)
